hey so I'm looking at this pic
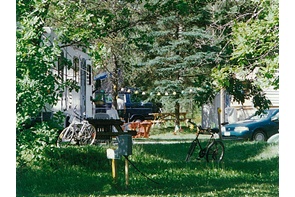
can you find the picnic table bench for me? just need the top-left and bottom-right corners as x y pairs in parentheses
(128, 121), (153, 138)
(87, 118), (137, 141)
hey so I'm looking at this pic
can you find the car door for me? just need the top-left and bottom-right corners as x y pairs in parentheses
(266, 111), (279, 137)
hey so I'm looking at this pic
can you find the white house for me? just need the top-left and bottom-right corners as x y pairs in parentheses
(202, 68), (279, 128)
(202, 87), (279, 128)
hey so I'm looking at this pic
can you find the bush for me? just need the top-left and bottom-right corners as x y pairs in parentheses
(16, 122), (59, 168)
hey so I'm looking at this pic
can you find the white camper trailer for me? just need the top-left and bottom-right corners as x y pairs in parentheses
(43, 27), (94, 119)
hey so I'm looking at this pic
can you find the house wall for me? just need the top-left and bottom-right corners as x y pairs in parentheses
(202, 87), (279, 128)
(201, 92), (231, 128)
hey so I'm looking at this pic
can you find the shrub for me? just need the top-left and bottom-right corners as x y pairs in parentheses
(16, 122), (59, 168)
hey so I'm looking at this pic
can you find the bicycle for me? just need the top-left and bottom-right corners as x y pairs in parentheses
(56, 107), (96, 148)
(185, 119), (224, 163)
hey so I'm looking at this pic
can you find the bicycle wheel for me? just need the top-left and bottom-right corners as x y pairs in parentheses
(56, 126), (75, 148)
(205, 140), (224, 163)
(185, 139), (197, 162)
(79, 124), (96, 145)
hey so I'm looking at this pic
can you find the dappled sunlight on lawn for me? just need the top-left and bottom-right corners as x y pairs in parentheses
(247, 143), (279, 161)
(149, 132), (196, 140)
(17, 138), (278, 196)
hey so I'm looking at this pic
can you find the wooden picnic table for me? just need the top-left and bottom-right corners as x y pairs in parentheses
(87, 119), (137, 141)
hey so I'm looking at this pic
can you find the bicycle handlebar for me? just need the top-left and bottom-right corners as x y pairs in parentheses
(186, 119), (219, 134)
(67, 106), (85, 123)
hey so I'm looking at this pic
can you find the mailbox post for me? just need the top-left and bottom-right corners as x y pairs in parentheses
(106, 134), (133, 187)
(117, 134), (133, 156)
(106, 149), (119, 183)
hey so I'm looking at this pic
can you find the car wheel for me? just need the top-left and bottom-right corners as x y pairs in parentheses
(253, 130), (266, 141)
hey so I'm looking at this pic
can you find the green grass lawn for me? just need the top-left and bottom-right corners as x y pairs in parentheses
(16, 129), (279, 197)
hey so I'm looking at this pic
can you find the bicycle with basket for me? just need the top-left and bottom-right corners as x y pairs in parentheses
(185, 119), (224, 163)
(56, 107), (96, 148)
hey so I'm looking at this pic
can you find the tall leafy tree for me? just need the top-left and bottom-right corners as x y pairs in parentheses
(131, 0), (222, 126)
(16, 0), (63, 166)
(16, 0), (58, 129)
(16, 0), (104, 166)
(48, 0), (158, 109)
(211, 0), (279, 113)
(17, 0), (279, 132)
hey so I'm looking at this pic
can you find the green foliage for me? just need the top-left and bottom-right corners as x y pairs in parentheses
(48, 0), (279, 114)
(16, 0), (87, 166)
(47, 0), (105, 48)
(16, 0), (59, 129)
(231, 0), (279, 89)
(212, 0), (278, 112)
(128, 0), (224, 116)
(16, 122), (59, 168)
(16, 110), (63, 168)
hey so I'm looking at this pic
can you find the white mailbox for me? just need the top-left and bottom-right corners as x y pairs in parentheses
(107, 148), (120, 159)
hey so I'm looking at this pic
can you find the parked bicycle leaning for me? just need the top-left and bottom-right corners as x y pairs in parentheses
(56, 106), (96, 147)
(185, 119), (224, 163)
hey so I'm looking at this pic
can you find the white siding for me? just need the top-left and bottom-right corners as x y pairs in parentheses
(45, 28), (94, 119)
(202, 88), (279, 125)
(265, 87), (279, 107)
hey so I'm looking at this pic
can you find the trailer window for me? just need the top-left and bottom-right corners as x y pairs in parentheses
(73, 57), (79, 82)
(57, 51), (64, 81)
(87, 64), (91, 85)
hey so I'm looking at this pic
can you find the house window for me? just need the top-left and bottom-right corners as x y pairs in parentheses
(73, 57), (79, 82)
(87, 64), (92, 85)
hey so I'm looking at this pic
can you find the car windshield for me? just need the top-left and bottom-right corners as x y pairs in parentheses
(248, 111), (270, 120)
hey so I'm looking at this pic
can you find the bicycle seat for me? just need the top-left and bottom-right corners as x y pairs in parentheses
(210, 128), (219, 134)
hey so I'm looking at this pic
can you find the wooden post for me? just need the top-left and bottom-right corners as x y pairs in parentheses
(112, 159), (117, 183)
(125, 156), (129, 188)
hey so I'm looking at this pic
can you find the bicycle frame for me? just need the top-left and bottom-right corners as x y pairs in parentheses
(185, 119), (223, 162)
(188, 129), (214, 159)
(57, 107), (96, 147)
(198, 132), (215, 148)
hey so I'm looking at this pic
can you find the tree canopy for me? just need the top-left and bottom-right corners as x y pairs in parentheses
(211, 0), (278, 112)
(16, 0), (279, 165)
(17, 0), (279, 123)
(16, 0), (59, 129)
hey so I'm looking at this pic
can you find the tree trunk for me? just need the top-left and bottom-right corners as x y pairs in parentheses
(175, 101), (180, 128)
(112, 53), (119, 110)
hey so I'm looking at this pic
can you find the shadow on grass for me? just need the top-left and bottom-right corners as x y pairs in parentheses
(16, 141), (279, 196)
(17, 146), (112, 196)
(44, 146), (110, 172)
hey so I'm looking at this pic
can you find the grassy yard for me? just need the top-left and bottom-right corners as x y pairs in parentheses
(17, 129), (279, 197)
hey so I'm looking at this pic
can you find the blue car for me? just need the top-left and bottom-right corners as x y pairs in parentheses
(221, 108), (279, 141)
